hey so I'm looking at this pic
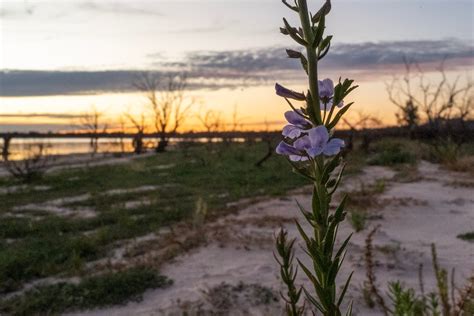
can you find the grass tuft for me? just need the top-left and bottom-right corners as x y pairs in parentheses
(0, 268), (171, 315)
(368, 139), (417, 166)
(0, 143), (307, 299)
(457, 232), (474, 242)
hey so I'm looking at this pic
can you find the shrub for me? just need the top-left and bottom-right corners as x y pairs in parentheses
(368, 140), (417, 166)
(4, 143), (51, 183)
(349, 210), (367, 232)
(0, 268), (172, 315)
(457, 232), (474, 242)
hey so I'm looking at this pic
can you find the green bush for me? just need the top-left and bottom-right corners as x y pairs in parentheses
(349, 210), (367, 232)
(0, 236), (100, 294)
(368, 140), (417, 166)
(0, 268), (171, 315)
(457, 231), (474, 242)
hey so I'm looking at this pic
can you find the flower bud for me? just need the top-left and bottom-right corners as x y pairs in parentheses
(275, 83), (306, 101)
(312, 0), (331, 24)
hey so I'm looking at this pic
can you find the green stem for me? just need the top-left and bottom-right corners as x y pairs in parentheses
(297, 0), (322, 125)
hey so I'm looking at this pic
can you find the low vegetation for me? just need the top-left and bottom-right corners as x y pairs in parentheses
(364, 227), (474, 316)
(367, 139), (418, 166)
(457, 232), (474, 242)
(1, 138), (472, 313)
(349, 210), (367, 233)
(0, 142), (307, 312)
(0, 268), (171, 315)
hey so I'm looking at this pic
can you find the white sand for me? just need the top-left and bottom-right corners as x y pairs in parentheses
(0, 152), (155, 178)
(70, 161), (473, 316)
(10, 185), (162, 218)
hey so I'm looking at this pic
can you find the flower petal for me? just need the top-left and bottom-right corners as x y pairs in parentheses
(275, 83), (306, 101)
(318, 78), (334, 99)
(308, 126), (329, 148)
(276, 141), (299, 156)
(289, 154), (308, 162)
(284, 111), (308, 126)
(323, 138), (345, 156)
(282, 124), (303, 139)
(306, 146), (324, 158)
(293, 135), (311, 151)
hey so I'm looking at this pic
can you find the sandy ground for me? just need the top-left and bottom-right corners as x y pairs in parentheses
(66, 161), (474, 316)
(0, 152), (155, 178)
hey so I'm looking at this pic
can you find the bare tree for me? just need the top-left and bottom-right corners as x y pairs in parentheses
(223, 105), (246, 144)
(117, 115), (127, 154)
(134, 72), (194, 152)
(342, 111), (383, 152)
(230, 105), (245, 133)
(125, 113), (147, 154)
(254, 118), (275, 167)
(197, 108), (225, 145)
(5, 143), (51, 183)
(197, 109), (224, 142)
(79, 106), (108, 156)
(386, 59), (473, 141)
(1, 135), (12, 161)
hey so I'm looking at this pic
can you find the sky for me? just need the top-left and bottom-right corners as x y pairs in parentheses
(0, 0), (473, 132)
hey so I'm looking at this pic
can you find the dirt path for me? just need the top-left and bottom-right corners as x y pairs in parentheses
(72, 162), (474, 316)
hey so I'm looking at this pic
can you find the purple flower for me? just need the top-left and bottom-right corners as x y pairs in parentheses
(318, 79), (334, 99)
(276, 126), (344, 160)
(282, 110), (311, 139)
(276, 141), (308, 161)
(294, 126), (345, 157)
(285, 110), (307, 126)
(318, 78), (344, 111)
(275, 83), (306, 101)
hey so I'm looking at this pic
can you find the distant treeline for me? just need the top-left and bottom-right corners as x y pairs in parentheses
(2, 120), (473, 141)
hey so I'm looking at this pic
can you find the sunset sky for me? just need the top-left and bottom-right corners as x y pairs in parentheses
(1, 0), (473, 132)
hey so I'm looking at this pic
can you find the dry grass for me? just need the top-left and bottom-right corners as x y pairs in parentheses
(443, 156), (474, 174)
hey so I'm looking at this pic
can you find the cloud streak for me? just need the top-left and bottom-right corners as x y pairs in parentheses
(77, 1), (163, 17)
(1, 39), (472, 97)
(0, 113), (85, 119)
(166, 39), (473, 72)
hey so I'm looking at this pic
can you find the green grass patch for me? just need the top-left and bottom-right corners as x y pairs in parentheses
(349, 209), (367, 232)
(0, 235), (101, 294)
(457, 232), (474, 242)
(0, 143), (308, 297)
(368, 139), (417, 166)
(0, 268), (171, 315)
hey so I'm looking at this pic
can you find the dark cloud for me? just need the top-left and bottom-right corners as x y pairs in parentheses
(1, 39), (472, 97)
(166, 39), (473, 73)
(0, 123), (75, 133)
(0, 70), (138, 96)
(0, 70), (239, 97)
(0, 113), (85, 119)
(322, 39), (474, 69)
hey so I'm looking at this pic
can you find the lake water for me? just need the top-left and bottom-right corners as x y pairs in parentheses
(2, 137), (247, 160)
(3, 138), (136, 160)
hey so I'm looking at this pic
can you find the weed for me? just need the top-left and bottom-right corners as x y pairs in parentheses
(0, 268), (171, 315)
(349, 210), (367, 232)
(0, 143), (307, 302)
(457, 232), (474, 242)
(368, 139), (417, 166)
(364, 229), (474, 316)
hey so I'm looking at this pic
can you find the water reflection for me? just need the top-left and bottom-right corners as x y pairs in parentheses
(2, 137), (248, 160)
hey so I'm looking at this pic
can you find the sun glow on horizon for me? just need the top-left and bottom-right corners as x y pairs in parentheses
(0, 81), (397, 133)
(1, 67), (473, 133)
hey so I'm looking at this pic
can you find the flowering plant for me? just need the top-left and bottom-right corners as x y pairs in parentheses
(273, 0), (358, 315)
